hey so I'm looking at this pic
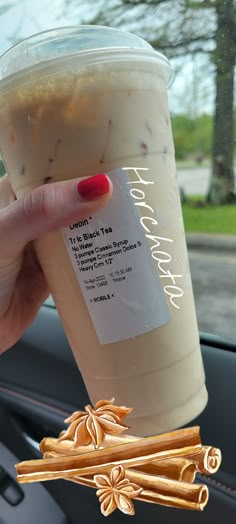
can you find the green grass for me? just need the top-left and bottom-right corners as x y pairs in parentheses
(182, 196), (236, 235)
(0, 159), (6, 178)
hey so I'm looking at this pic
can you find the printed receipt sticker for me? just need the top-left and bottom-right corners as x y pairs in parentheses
(16, 398), (222, 517)
(62, 167), (184, 345)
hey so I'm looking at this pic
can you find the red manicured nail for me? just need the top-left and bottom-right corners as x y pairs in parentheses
(77, 174), (110, 200)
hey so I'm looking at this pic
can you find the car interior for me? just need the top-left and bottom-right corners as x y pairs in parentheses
(1, 302), (236, 523)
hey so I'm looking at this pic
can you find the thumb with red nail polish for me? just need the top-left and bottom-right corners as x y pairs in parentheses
(1, 173), (112, 254)
(0, 173), (112, 352)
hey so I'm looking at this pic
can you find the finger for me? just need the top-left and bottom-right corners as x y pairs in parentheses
(0, 173), (16, 209)
(0, 174), (112, 258)
(0, 246), (50, 352)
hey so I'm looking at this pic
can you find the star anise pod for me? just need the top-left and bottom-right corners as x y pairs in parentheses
(58, 399), (133, 449)
(94, 464), (143, 516)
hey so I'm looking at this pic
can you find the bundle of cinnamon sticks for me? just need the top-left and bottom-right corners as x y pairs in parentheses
(15, 399), (221, 517)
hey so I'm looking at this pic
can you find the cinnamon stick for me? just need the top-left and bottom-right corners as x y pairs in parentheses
(132, 458), (197, 483)
(16, 443), (202, 484)
(43, 450), (197, 483)
(40, 437), (197, 482)
(125, 469), (202, 500)
(16, 427), (201, 481)
(24, 426), (201, 472)
(187, 446), (222, 474)
(137, 486), (208, 511)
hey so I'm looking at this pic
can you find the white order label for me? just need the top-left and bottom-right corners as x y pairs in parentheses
(62, 169), (171, 344)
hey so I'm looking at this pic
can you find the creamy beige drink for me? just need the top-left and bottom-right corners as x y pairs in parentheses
(0, 27), (207, 435)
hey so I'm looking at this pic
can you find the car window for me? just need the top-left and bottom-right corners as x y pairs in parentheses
(0, 0), (235, 342)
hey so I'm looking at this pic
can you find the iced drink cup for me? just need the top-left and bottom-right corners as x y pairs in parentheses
(0, 26), (207, 435)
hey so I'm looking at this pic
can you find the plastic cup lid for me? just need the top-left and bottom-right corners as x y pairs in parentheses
(0, 25), (173, 88)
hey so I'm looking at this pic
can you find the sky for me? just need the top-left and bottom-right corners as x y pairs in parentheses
(0, 0), (215, 114)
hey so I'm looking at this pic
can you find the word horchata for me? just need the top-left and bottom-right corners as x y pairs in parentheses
(123, 166), (184, 309)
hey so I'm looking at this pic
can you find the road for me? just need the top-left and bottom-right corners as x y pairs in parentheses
(176, 167), (236, 340)
(188, 249), (236, 341)
(177, 166), (236, 196)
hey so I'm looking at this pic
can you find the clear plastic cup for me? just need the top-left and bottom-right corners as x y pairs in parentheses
(0, 26), (207, 435)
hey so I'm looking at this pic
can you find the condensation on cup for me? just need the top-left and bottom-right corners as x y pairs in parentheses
(0, 26), (208, 436)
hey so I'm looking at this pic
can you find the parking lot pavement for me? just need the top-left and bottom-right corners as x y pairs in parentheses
(177, 166), (236, 196)
(188, 249), (236, 341)
(177, 167), (210, 196)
